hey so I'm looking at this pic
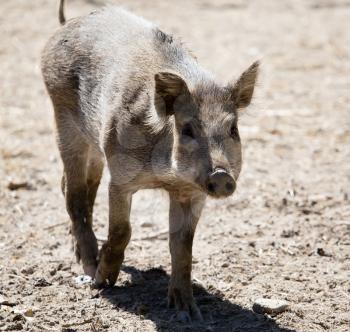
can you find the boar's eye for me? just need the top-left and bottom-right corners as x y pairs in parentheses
(181, 123), (195, 139)
(230, 124), (240, 140)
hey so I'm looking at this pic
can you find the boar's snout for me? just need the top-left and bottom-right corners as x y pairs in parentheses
(205, 168), (236, 198)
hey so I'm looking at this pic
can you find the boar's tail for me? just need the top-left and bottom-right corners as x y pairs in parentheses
(58, 0), (66, 25)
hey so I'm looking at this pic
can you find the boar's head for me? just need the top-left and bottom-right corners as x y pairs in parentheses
(154, 61), (259, 198)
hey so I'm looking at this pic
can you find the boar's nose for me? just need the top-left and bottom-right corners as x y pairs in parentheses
(206, 168), (236, 197)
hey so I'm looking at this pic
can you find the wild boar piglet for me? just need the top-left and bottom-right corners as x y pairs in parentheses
(41, 0), (259, 322)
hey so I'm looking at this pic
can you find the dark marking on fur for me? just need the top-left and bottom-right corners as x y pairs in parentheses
(122, 83), (147, 107)
(140, 92), (151, 114)
(130, 114), (143, 126)
(129, 92), (151, 128)
(69, 63), (81, 91)
(230, 123), (241, 142)
(154, 28), (173, 44)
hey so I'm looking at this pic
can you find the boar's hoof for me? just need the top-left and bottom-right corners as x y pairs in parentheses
(171, 306), (203, 324)
(92, 265), (119, 289)
(83, 264), (97, 278)
(171, 311), (191, 323)
(168, 291), (203, 323)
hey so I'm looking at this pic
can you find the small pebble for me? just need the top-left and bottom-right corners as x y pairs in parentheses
(140, 222), (153, 227)
(21, 267), (34, 275)
(253, 298), (290, 315)
(23, 309), (34, 318)
(34, 278), (52, 287)
(317, 248), (332, 257)
(74, 275), (92, 285)
(7, 181), (30, 191)
(49, 268), (57, 276)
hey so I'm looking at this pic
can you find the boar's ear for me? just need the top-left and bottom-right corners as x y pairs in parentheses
(229, 61), (259, 110)
(154, 72), (189, 116)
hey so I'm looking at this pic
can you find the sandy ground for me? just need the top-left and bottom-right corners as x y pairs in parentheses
(1, 0), (350, 331)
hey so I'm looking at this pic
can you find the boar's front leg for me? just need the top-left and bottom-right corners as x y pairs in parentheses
(168, 192), (206, 323)
(94, 184), (132, 287)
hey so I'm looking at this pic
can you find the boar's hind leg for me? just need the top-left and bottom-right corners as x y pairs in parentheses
(60, 148), (103, 209)
(94, 184), (132, 288)
(56, 115), (98, 277)
(168, 193), (206, 323)
(86, 148), (104, 216)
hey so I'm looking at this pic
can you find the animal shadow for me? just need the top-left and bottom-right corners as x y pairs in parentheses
(99, 266), (296, 332)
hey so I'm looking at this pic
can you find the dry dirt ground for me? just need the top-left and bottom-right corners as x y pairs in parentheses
(1, 0), (350, 331)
